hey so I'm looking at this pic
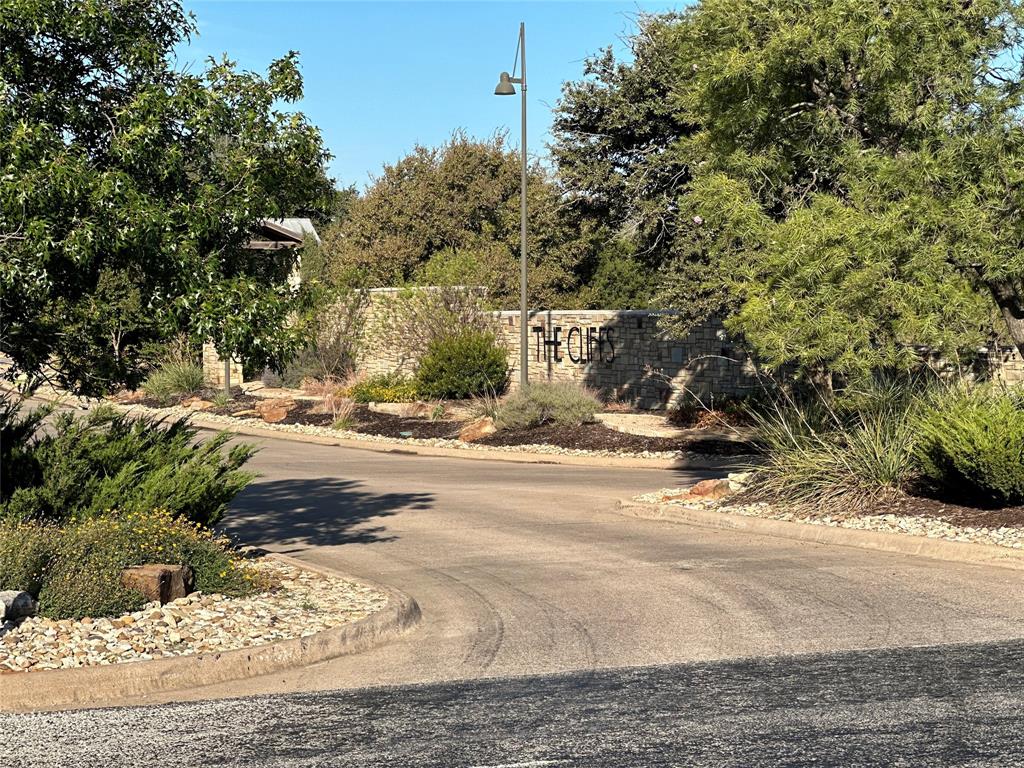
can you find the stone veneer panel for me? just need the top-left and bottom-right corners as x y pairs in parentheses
(354, 290), (759, 409)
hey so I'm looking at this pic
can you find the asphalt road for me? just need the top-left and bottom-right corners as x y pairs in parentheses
(5, 640), (1024, 767)
(4, 422), (1024, 763)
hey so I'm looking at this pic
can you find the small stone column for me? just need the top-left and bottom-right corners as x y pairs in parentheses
(202, 342), (243, 388)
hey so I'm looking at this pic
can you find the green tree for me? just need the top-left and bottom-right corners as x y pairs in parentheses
(1, 0), (333, 395)
(319, 131), (603, 308)
(554, 1), (1024, 379)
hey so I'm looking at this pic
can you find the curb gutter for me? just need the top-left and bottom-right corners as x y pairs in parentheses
(10, 386), (740, 471)
(620, 501), (1024, 572)
(0, 554), (421, 713)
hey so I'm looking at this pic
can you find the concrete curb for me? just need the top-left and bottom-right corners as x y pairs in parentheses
(620, 501), (1024, 572)
(10, 385), (740, 471)
(0, 554), (421, 714)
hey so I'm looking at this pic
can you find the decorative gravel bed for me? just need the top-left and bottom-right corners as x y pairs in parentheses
(0, 558), (388, 673)
(634, 489), (1024, 550)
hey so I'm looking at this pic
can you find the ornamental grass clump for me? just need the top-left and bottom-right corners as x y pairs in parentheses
(494, 382), (601, 430)
(914, 384), (1024, 508)
(142, 360), (205, 405)
(746, 383), (921, 512)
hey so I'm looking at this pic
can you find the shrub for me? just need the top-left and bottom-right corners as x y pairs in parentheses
(495, 382), (600, 430)
(415, 330), (509, 400)
(0, 401), (256, 527)
(346, 372), (419, 403)
(29, 509), (258, 620)
(915, 385), (1024, 507)
(376, 286), (494, 365)
(0, 520), (55, 596)
(142, 360), (204, 404)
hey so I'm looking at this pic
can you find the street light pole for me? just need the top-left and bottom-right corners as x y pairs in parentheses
(495, 22), (529, 389)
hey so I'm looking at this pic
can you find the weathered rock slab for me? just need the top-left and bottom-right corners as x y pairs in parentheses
(459, 417), (497, 442)
(120, 565), (194, 604)
(0, 591), (38, 622)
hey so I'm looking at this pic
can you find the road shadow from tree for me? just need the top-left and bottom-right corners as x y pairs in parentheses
(221, 477), (433, 551)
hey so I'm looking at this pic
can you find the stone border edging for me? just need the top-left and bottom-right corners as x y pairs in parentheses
(0, 554), (421, 714)
(620, 501), (1024, 572)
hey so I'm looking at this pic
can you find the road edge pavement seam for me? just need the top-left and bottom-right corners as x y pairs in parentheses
(0, 553), (422, 713)
(619, 501), (1024, 572)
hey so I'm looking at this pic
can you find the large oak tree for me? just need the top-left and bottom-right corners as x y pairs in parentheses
(1, 0), (333, 394)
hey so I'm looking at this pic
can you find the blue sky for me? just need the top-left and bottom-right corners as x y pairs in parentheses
(179, 1), (681, 189)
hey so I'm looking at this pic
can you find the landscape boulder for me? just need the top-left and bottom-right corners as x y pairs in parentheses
(459, 416), (497, 442)
(120, 565), (195, 604)
(181, 397), (214, 411)
(688, 478), (734, 500)
(254, 397), (296, 424)
(0, 591), (38, 622)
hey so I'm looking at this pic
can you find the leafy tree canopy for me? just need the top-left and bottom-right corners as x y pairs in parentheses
(554, 0), (1024, 379)
(319, 131), (609, 308)
(1, 0), (334, 395)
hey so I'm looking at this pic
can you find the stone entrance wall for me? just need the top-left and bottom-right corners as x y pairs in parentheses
(356, 289), (759, 408)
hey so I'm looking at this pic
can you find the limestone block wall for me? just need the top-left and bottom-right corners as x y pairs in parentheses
(991, 346), (1024, 386)
(201, 342), (243, 389)
(355, 289), (759, 409)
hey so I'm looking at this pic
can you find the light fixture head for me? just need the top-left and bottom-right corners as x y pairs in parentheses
(494, 71), (516, 96)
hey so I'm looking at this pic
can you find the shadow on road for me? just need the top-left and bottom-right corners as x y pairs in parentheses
(222, 477), (432, 551)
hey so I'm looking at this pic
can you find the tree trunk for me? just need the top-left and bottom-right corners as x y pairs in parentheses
(987, 279), (1024, 359)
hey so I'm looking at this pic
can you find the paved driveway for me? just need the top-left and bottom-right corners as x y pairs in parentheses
(4, 428), (1024, 765)
(177, 433), (1024, 700)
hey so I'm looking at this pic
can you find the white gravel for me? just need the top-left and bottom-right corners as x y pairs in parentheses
(635, 488), (1024, 550)
(0, 558), (388, 673)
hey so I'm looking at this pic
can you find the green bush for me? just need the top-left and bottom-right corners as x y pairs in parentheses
(415, 330), (509, 400)
(346, 373), (419, 403)
(142, 360), (204, 404)
(7, 509), (259, 620)
(0, 520), (56, 596)
(495, 382), (601, 430)
(0, 400), (256, 527)
(915, 385), (1024, 507)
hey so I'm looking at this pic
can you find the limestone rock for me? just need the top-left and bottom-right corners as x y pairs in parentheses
(110, 389), (146, 404)
(181, 397), (214, 411)
(0, 591), (38, 621)
(254, 398), (296, 424)
(688, 478), (734, 500)
(727, 471), (752, 492)
(400, 401), (432, 419)
(120, 565), (194, 605)
(459, 417), (497, 442)
(230, 409), (259, 418)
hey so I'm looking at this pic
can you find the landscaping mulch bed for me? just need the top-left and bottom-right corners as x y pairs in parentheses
(346, 406), (460, 440)
(122, 388), (756, 455)
(475, 421), (751, 455)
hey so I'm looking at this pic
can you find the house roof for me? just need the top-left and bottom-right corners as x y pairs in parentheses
(247, 218), (320, 250)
